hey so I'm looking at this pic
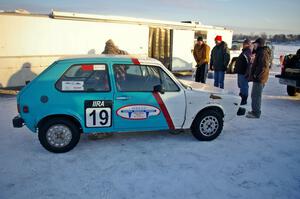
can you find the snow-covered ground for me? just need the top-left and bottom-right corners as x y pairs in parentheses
(0, 45), (300, 199)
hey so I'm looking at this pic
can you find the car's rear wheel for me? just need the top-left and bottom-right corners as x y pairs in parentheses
(38, 118), (80, 153)
(191, 110), (223, 141)
(287, 85), (297, 96)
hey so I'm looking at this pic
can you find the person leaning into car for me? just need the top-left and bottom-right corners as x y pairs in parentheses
(193, 36), (210, 83)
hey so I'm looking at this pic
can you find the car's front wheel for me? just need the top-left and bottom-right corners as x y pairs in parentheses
(38, 118), (80, 153)
(191, 110), (224, 141)
(287, 85), (297, 96)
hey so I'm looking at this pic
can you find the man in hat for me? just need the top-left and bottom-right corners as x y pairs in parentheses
(247, 38), (272, 119)
(88, 39), (129, 140)
(102, 39), (128, 55)
(234, 39), (252, 105)
(210, 35), (230, 89)
(193, 36), (210, 83)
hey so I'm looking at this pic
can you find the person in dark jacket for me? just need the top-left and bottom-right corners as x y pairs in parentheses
(193, 36), (210, 83)
(246, 38), (272, 119)
(234, 39), (252, 105)
(210, 35), (230, 89)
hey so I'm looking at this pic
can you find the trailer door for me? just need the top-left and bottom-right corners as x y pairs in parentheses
(172, 30), (195, 72)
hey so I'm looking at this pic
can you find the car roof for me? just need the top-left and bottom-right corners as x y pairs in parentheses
(57, 54), (162, 66)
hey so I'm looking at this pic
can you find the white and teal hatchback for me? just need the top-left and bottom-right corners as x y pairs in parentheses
(13, 55), (244, 153)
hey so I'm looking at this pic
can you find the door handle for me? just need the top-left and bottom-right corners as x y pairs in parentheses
(116, 96), (130, 100)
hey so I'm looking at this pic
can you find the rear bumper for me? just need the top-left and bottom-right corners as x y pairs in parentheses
(275, 75), (300, 88)
(12, 116), (24, 128)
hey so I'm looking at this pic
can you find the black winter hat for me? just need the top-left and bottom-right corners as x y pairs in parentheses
(243, 39), (251, 45)
(197, 36), (204, 41)
(253, 38), (266, 46)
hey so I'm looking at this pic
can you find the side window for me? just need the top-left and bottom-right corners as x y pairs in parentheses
(156, 67), (180, 92)
(56, 64), (110, 92)
(126, 65), (142, 76)
(113, 64), (161, 92)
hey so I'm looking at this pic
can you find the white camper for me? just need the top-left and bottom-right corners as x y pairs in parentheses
(0, 10), (233, 87)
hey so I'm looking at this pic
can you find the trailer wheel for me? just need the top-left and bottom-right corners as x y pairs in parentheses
(38, 118), (80, 153)
(191, 110), (224, 141)
(287, 85), (297, 96)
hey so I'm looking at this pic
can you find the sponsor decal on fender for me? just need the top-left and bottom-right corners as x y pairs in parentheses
(116, 105), (160, 120)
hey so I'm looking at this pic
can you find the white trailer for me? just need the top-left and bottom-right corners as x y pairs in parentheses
(0, 10), (233, 88)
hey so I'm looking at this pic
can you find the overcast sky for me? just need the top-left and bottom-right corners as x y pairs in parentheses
(1, 0), (300, 34)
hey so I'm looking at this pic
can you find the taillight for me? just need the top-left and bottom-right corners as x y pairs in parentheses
(280, 55), (286, 74)
(23, 105), (29, 113)
(17, 104), (20, 113)
(281, 61), (286, 74)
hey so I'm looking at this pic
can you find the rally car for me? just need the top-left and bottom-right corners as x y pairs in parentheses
(13, 55), (245, 153)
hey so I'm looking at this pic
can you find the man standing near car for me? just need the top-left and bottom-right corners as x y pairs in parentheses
(193, 36), (210, 83)
(88, 39), (129, 140)
(235, 39), (252, 105)
(210, 35), (230, 89)
(247, 38), (271, 119)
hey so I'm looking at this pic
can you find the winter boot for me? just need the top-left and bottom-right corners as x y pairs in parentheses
(240, 95), (248, 105)
(246, 111), (260, 119)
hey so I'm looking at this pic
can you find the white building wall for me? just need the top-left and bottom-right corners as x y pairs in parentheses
(0, 13), (233, 87)
(0, 14), (149, 87)
(206, 29), (233, 49)
(172, 29), (195, 71)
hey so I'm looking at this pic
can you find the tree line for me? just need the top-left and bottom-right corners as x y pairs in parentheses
(233, 33), (300, 43)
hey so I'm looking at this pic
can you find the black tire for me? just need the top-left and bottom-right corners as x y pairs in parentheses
(38, 118), (80, 153)
(227, 58), (237, 74)
(191, 110), (224, 141)
(287, 86), (297, 96)
(226, 64), (233, 74)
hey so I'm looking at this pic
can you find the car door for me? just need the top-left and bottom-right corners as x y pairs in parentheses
(155, 67), (186, 129)
(112, 62), (185, 132)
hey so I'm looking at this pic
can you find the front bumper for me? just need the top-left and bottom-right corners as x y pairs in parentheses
(12, 116), (24, 128)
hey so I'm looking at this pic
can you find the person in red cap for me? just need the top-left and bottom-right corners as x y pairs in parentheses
(210, 35), (230, 89)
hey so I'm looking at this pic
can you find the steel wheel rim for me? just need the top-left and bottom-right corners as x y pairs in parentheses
(199, 116), (219, 136)
(46, 124), (72, 148)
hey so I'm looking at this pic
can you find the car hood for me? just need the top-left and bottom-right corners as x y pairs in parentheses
(179, 79), (230, 95)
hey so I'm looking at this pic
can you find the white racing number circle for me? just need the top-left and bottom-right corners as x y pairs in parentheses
(85, 100), (112, 128)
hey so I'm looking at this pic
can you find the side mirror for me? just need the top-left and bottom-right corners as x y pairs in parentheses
(153, 85), (165, 94)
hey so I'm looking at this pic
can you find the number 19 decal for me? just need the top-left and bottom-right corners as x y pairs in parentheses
(85, 100), (112, 128)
